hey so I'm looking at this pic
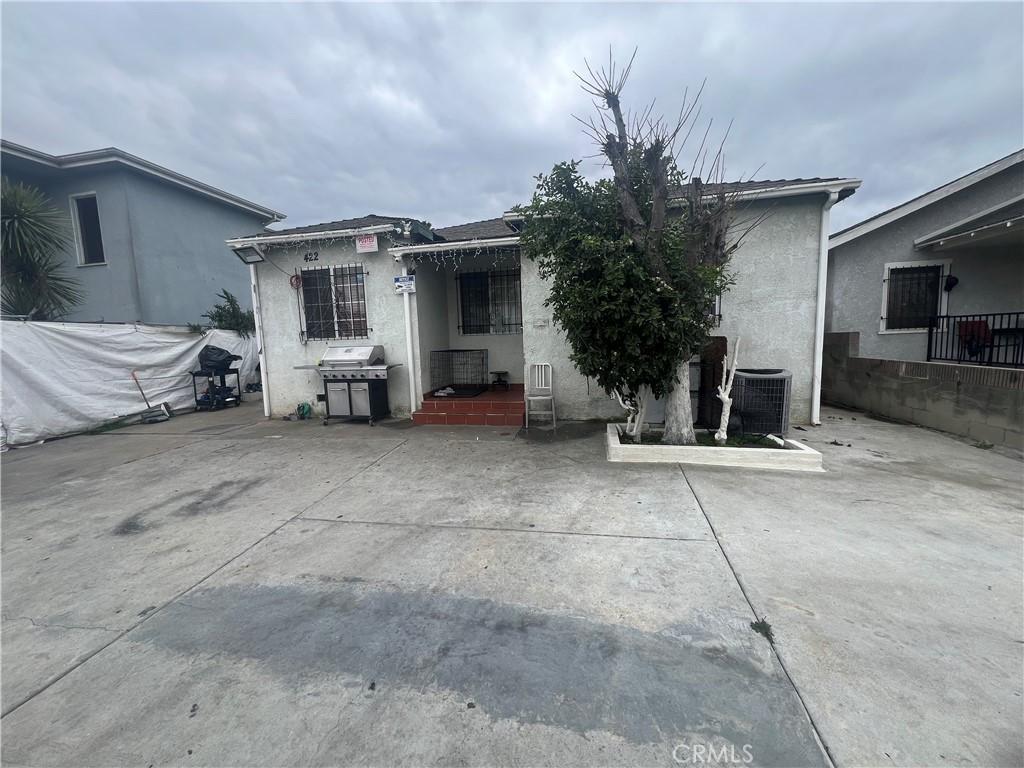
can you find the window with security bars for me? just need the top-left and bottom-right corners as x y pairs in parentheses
(883, 264), (943, 330)
(300, 264), (368, 340)
(457, 269), (523, 335)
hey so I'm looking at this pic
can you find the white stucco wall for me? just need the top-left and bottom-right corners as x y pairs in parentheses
(258, 196), (829, 424)
(411, 262), (449, 396)
(521, 256), (623, 421)
(522, 196), (826, 424)
(256, 236), (415, 418)
(718, 196), (824, 424)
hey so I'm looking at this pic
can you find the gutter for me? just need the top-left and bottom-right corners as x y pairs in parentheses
(668, 178), (861, 206)
(811, 191), (840, 426)
(227, 224), (398, 249)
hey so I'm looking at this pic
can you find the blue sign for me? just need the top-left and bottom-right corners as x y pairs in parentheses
(394, 275), (416, 294)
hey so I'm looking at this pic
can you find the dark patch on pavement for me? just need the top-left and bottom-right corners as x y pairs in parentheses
(112, 513), (148, 536)
(517, 422), (607, 443)
(174, 478), (267, 516)
(134, 583), (825, 765)
(110, 478), (267, 535)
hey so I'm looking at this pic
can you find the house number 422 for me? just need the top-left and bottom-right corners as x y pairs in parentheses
(303, 251), (319, 262)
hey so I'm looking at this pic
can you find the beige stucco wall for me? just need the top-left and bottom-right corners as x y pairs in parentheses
(256, 236), (415, 418)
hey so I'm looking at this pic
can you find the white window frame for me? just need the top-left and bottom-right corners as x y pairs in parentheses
(69, 192), (106, 267)
(878, 258), (952, 334)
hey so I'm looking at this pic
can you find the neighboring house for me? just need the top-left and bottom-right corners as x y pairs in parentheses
(827, 150), (1024, 366)
(1, 140), (284, 324)
(230, 177), (861, 427)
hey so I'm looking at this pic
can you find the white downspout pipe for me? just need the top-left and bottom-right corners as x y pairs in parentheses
(402, 264), (417, 418)
(250, 263), (271, 418)
(811, 191), (839, 426)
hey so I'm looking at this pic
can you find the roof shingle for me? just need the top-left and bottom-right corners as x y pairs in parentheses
(261, 214), (418, 238)
(433, 218), (517, 242)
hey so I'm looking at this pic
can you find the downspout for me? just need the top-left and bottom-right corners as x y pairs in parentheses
(402, 263), (417, 418)
(250, 263), (271, 418)
(811, 191), (840, 425)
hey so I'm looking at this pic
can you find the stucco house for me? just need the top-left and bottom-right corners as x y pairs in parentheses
(827, 150), (1023, 366)
(1, 140), (284, 325)
(231, 175), (860, 429)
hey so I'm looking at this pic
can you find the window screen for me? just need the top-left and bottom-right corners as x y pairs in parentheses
(74, 196), (105, 264)
(885, 265), (942, 329)
(300, 264), (368, 340)
(457, 269), (522, 335)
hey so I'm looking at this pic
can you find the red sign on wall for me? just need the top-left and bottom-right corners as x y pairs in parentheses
(355, 234), (378, 254)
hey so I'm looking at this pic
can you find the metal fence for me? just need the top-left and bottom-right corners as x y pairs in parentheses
(928, 311), (1024, 369)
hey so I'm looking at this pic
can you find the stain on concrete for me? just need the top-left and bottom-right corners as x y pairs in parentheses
(112, 513), (149, 536)
(134, 583), (825, 765)
(174, 478), (267, 517)
(108, 478), (267, 535)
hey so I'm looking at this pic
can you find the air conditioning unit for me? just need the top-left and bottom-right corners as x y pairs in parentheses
(733, 369), (792, 435)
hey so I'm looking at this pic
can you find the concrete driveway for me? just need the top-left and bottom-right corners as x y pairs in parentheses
(1, 403), (1020, 766)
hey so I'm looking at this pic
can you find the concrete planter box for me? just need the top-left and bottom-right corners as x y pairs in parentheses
(606, 424), (824, 472)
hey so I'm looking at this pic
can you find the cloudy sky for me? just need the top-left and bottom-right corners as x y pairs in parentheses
(2, 2), (1021, 233)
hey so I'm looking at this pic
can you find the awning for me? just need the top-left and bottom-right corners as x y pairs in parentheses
(915, 214), (1023, 252)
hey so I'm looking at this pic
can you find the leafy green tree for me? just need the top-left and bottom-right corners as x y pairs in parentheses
(191, 289), (255, 337)
(518, 53), (760, 444)
(1, 178), (83, 320)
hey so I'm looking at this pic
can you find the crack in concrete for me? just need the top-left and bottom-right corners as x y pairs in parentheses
(2, 614), (122, 634)
(679, 465), (837, 768)
(0, 438), (410, 721)
(300, 515), (713, 543)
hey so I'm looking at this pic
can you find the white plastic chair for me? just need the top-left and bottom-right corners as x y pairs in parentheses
(525, 363), (555, 428)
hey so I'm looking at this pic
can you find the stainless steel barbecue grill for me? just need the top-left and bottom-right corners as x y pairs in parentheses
(299, 345), (400, 425)
(318, 345), (391, 380)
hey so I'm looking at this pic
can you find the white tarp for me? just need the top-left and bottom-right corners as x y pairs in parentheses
(0, 321), (258, 445)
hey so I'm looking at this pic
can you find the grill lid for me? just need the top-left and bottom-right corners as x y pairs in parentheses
(318, 345), (385, 368)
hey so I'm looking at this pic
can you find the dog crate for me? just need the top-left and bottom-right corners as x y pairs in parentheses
(733, 369), (792, 435)
(429, 349), (488, 397)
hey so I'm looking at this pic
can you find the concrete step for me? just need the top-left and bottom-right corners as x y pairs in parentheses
(412, 411), (525, 427)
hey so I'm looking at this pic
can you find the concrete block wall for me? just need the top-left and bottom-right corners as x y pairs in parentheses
(822, 332), (1024, 450)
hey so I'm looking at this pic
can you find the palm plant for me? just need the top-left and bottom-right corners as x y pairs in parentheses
(1, 178), (83, 319)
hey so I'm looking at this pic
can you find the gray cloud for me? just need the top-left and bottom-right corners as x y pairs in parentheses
(3, 2), (1021, 232)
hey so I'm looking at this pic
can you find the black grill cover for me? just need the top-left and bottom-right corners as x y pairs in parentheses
(198, 345), (242, 373)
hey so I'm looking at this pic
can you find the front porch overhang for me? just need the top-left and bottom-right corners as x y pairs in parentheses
(915, 214), (1024, 252)
(388, 236), (521, 258)
(227, 223), (400, 249)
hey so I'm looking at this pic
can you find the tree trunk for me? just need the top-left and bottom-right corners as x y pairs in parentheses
(662, 357), (697, 445)
(715, 337), (740, 446)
